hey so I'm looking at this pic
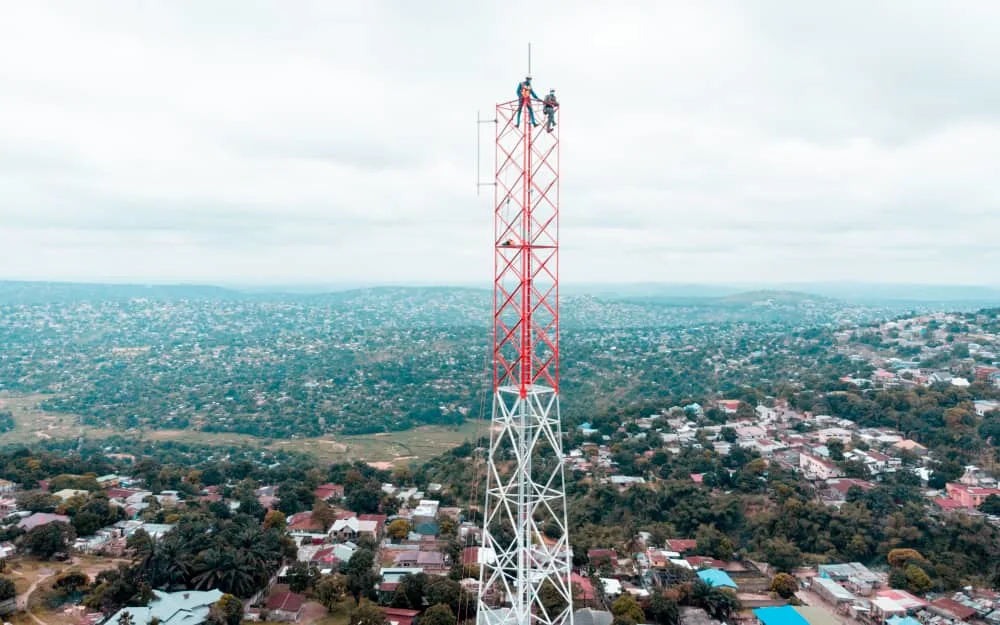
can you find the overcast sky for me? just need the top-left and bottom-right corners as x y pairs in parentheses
(1, 1), (999, 286)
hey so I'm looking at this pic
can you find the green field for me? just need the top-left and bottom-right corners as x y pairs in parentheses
(0, 393), (483, 466)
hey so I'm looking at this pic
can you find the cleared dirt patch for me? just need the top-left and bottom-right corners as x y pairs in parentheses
(1, 392), (484, 465)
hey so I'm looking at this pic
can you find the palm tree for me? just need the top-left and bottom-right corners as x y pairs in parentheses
(227, 549), (260, 598)
(149, 537), (193, 589)
(193, 548), (229, 591)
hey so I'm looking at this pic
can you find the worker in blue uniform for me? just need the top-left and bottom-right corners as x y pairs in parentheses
(542, 89), (559, 132)
(514, 76), (540, 128)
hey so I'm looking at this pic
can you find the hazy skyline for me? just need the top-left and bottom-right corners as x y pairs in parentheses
(1, 2), (999, 286)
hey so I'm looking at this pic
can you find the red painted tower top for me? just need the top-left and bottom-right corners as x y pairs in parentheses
(493, 90), (560, 398)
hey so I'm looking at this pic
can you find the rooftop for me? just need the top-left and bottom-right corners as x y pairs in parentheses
(754, 606), (810, 625)
(697, 568), (737, 589)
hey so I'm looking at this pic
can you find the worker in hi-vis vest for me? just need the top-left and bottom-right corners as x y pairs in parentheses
(514, 76), (540, 128)
(543, 89), (559, 132)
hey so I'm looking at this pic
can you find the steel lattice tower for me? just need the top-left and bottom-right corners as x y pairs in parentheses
(477, 91), (573, 625)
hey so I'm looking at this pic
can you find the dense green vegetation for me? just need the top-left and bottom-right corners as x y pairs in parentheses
(1, 286), (899, 437)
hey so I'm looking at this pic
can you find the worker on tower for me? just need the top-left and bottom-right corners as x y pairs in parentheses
(542, 89), (559, 132)
(514, 76), (540, 128)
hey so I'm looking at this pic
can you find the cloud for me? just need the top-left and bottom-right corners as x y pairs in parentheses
(0, 1), (998, 285)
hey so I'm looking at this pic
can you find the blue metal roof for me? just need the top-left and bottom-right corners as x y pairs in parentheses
(754, 606), (811, 625)
(697, 568), (738, 589)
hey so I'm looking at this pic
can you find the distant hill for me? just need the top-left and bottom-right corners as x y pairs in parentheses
(715, 290), (829, 305)
(0, 281), (244, 304)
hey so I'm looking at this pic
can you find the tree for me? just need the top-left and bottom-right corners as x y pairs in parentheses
(762, 538), (801, 573)
(346, 549), (379, 605)
(647, 593), (679, 625)
(287, 561), (320, 594)
(17, 491), (60, 513)
(387, 519), (410, 541)
(73, 511), (105, 537)
(887, 549), (924, 568)
(539, 578), (568, 618)
(263, 509), (287, 531)
(720, 427), (737, 443)
(392, 572), (428, 610)
(827, 439), (845, 461)
(54, 571), (90, 593)
(425, 578), (462, 615)
(695, 524), (733, 561)
(312, 501), (337, 532)
(612, 594), (645, 625)
(904, 564), (932, 593)
(210, 594), (244, 625)
(345, 489), (380, 515)
(770, 573), (798, 599)
(118, 612), (135, 625)
(438, 516), (457, 538)
(315, 574), (347, 610)
(22, 522), (75, 559)
(349, 602), (386, 625)
(979, 495), (1000, 515)
(126, 529), (153, 560)
(691, 582), (740, 621)
(422, 604), (457, 625)
(0, 577), (15, 602)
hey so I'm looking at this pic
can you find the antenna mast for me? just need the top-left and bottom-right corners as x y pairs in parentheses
(477, 52), (573, 625)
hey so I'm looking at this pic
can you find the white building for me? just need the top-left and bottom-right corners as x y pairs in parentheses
(799, 453), (844, 480)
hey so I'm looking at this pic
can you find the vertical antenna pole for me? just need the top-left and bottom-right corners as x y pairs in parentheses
(528, 42), (531, 75)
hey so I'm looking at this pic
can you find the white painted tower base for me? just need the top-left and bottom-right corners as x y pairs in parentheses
(477, 384), (574, 625)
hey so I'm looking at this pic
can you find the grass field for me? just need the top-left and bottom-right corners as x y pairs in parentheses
(0, 393), (482, 466)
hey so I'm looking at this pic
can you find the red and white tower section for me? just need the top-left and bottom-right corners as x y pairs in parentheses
(477, 92), (573, 625)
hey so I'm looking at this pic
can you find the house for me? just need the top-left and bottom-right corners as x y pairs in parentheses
(608, 476), (645, 491)
(287, 511), (328, 535)
(929, 597), (978, 621)
(892, 440), (928, 457)
(815, 428), (853, 444)
(265, 592), (305, 622)
(822, 478), (874, 504)
(818, 562), (882, 595)
(716, 400), (740, 414)
(0, 479), (16, 495)
(811, 577), (853, 605)
(570, 574), (596, 601)
(735, 426), (767, 442)
(974, 400), (1000, 417)
(756, 405), (778, 421)
(106, 589), (223, 625)
(753, 606), (809, 625)
(18, 512), (70, 531)
(313, 483), (344, 502)
(666, 539), (697, 554)
(331, 517), (378, 540)
(53, 488), (89, 502)
(945, 482), (1000, 509)
(799, 454), (843, 480)
(415, 551), (448, 574)
(685, 556), (726, 570)
(874, 589), (927, 613)
(697, 569), (737, 589)
(383, 608), (420, 625)
(96, 475), (121, 488)
(588, 549), (617, 569)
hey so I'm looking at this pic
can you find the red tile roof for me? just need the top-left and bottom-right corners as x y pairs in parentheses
(666, 539), (697, 552)
(931, 598), (977, 620)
